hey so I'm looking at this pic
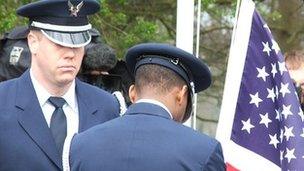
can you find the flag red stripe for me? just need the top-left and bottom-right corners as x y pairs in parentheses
(226, 162), (239, 171)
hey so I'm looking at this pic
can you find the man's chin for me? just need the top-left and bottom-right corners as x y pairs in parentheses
(57, 75), (75, 86)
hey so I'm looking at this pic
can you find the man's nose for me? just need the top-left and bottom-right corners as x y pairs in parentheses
(64, 47), (77, 58)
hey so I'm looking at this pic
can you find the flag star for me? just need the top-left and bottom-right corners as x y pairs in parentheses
(267, 88), (276, 102)
(284, 126), (294, 141)
(241, 118), (255, 134)
(257, 66), (269, 82)
(278, 61), (287, 75)
(259, 113), (272, 128)
(269, 134), (279, 149)
(271, 63), (277, 78)
(281, 104), (293, 120)
(271, 39), (280, 54)
(280, 83), (290, 97)
(262, 41), (271, 56)
(249, 92), (263, 107)
(275, 109), (281, 121)
(300, 128), (304, 138)
(298, 107), (304, 122)
(284, 148), (296, 163)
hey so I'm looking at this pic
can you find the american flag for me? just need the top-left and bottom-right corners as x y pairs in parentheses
(216, 0), (304, 170)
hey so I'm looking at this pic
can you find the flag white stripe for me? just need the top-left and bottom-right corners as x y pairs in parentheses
(225, 141), (280, 171)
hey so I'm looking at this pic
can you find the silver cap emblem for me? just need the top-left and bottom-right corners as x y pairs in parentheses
(68, 0), (84, 17)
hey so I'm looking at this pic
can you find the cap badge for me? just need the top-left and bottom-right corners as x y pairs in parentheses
(170, 58), (179, 65)
(68, 0), (84, 17)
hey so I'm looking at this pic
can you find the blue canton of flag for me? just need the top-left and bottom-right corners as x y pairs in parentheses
(230, 10), (304, 170)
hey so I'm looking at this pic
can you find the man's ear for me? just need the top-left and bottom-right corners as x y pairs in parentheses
(128, 84), (137, 103)
(27, 31), (40, 55)
(176, 85), (188, 105)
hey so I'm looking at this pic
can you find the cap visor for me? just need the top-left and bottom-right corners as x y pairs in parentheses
(41, 30), (91, 48)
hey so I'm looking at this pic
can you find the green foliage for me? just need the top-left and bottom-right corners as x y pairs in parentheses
(202, 0), (216, 7)
(267, 10), (282, 22)
(91, 0), (173, 58)
(256, 3), (282, 22)
(0, 1), (29, 34)
(0, 9), (17, 32)
(202, 0), (237, 22)
(0, 0), (170, 59)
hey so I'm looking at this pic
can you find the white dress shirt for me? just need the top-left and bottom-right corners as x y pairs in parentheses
(30, 70), (79, 136)
(136, 98), (173, 119)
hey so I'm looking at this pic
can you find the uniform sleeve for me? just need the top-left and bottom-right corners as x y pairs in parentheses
(203, 142), (226, 171)
(69, 135), (82, 171)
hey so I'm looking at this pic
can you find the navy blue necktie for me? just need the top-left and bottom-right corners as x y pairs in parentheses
(48, 97), (67, 155)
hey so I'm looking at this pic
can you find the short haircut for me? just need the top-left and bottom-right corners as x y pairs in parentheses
(284, 50), (304, 70)
(134, 64), (186, 94)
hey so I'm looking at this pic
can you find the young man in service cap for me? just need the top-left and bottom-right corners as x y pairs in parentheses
(0, 0), (119, 170)
(70, 43), (226, 171)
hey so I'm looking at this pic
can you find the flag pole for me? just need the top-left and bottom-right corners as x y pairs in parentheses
(216, 0), (245, 142)
(192, 0), (202, 130)
(231, 0), (242, 46)
(176, 0), (195, 128)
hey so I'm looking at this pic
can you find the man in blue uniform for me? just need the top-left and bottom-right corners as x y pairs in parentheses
(0, 0), (119, 170)
(70, 43), (226, 171)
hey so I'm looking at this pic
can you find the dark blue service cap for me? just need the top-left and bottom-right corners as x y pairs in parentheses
(17, 0), (100, 48)
(125, 43), (212, 93)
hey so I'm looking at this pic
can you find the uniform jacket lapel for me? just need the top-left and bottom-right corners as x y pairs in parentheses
(15, 70), (62, 170)
(75, 79), (98, 132)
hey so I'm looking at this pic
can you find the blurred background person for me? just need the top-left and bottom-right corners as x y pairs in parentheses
(285, 50), (304, 110)
(78, 30), (119, 94)
(78, 29), (133, 114)
(0, 26), (30, 81)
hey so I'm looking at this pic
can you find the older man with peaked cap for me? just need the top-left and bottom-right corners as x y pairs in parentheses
(70, 43), (226, 171)
(0, 0), (120, 170)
